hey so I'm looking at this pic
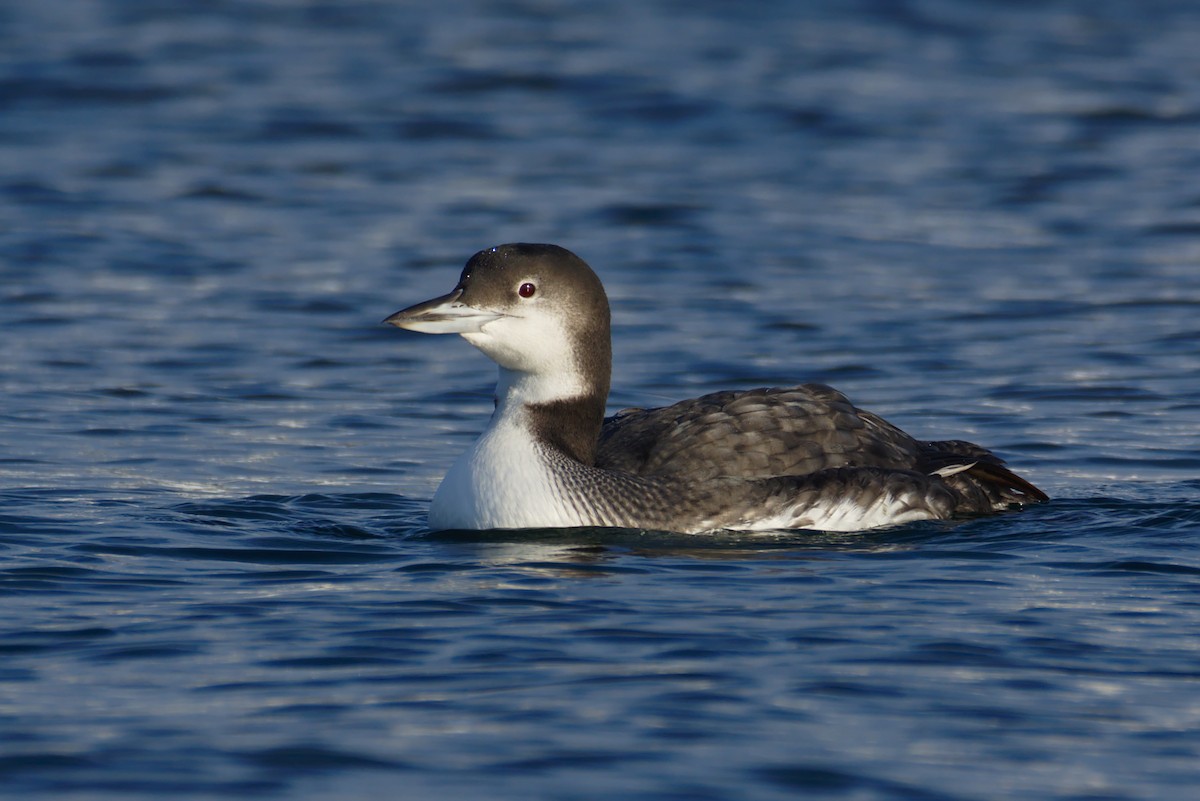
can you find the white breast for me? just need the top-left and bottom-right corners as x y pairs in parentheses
(428, 409), (585, 531)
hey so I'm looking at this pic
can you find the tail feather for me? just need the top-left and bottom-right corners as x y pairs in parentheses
(919, 439), (1048, 510)
(964, 461), (1049, 503)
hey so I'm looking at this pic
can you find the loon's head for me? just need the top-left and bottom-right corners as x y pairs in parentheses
(386, 243), (612, 405)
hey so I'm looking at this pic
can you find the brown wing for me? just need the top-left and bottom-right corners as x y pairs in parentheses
(596, 384), (922, 481)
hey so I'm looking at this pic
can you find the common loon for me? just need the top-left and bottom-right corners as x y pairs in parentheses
(385, 243), (1047, 533)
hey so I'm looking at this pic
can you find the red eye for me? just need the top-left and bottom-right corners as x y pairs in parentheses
(518, 282), (536, 298)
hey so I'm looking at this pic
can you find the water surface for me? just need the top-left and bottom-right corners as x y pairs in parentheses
(3, 1), (1200, 799)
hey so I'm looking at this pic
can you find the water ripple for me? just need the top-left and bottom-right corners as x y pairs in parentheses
(4, 1), (1200, 799)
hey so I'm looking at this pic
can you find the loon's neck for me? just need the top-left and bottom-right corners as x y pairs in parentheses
(494, 366), (608, 465)
(427, 366), (608, 531)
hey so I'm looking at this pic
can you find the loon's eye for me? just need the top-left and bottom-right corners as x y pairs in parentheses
(518, 282), (537, 299)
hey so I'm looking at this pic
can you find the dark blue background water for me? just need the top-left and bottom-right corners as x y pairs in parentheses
(3, 1), (1200, 799)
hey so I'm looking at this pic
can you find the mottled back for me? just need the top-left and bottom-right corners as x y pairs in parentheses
(596, 384), (920, 480)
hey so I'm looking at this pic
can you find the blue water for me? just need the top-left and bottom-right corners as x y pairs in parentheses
(3, 1), (1200, 799)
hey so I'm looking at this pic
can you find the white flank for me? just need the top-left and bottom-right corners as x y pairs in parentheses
(732, 495), (936, 533)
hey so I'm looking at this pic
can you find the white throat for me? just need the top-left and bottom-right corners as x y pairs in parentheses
(494, 365), (587, 411)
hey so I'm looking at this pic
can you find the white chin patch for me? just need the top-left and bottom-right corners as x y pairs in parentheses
(463, 314), (583, 392)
